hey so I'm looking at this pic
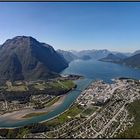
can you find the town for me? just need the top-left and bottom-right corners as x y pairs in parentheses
(25, 78), (140, 138)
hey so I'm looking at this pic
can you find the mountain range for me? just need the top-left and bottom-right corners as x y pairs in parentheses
(70, 49), (111, 60)
(57, 49), (78, 63)
(58, 49), (140, 68)
(131, 50), (140, 56)
(120, 53), (140, 68)
(99, 53), (123, 62)
(100, 51), (140, 68)
(0, 36), (68, 83)
(57, 49), (129, 62)
(0, 36), (140, 83)
(57, 49), (111, 62)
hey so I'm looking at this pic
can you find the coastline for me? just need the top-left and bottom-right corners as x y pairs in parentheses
(0, 94), (67, 129)
(40, 78), (92, 124)
(0, 80), (79, 129)
(0, 77), (91, 129)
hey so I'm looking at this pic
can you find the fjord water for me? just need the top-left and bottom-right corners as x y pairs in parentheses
(0, 59), (140, 128)
(62, 59), (140, 83)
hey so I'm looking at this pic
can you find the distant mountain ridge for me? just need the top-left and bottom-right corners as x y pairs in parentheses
(57, 49), (111, 62)
(112, 52), (128, 59)
(60, 49), (130, 62)
(131, 50), (140, 56)
(120, 53), (140, 68)
(100, 50), (140, 68)
(71, 49), (111, 60)
(1, 35), (139, 84)
(99, 53), (122, 62)
(57, 49), (78, 63)
(100, 52), (128, 62)
(56, 48), (140, 69)
(68, 49), (140, 69)
(0, 36), (68, 83)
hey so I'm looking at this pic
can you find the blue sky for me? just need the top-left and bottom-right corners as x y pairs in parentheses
(0, 2), (140, 52)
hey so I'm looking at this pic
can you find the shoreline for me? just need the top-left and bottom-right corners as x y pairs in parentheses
(40, 78), (93, 124)
(0, 78), (90, 129)
(0, 94), (67, 129)
(0, 81), (79, 129)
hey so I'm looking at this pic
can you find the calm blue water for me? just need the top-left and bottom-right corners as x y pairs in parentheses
(0, 59), (140, 128)
(62, 59), (140, 83)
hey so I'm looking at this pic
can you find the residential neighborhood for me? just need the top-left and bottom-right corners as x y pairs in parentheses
(25, 78), (140, 138)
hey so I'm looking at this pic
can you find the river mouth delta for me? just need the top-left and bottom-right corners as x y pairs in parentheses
(0, 74), (83, 128)
(0, 60), (140, 138)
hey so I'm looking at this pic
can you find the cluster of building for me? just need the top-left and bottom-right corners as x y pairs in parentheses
(0, 93), (56, 115)
(77, 80), (115, 106)
(0, 78), (140, 139)
(30, 94), (55, 105)
(25, 78), (140, 139)
(0, 100), (29, 115)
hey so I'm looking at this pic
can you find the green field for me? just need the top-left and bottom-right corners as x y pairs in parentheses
(81, 107), (97, 117)
(5, 81), (28, 92)
(50, 80), (75, 90)
(117, 100), (140, 138)
(33, 80), (75, 91)
(3, 79), (75, 93)
(6, 85), (28, 92)
(43, 104), (83, 127)
(33, 83), (46, 90)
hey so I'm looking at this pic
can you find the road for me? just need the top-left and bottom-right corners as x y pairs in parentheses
(45, 85), (124, 138)
(111, 110), (127, 137)
(93, 102), (127, 138)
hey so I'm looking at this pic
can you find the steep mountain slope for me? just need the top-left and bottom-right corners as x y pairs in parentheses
(131, 50), (140, 56)
(113, 52), (128, 59)
(112, 51), (131, 57)
(120, 53), (140, 68)
(57, 49), (78, 63)
(99, 53), (122, 62)
(70, 49), (111, 60)
(0, 36), (68, 83)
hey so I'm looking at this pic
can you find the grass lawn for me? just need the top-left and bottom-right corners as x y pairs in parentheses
(61, 80), (75, 89)
(33, 83), (46, 90)
(3, 79), (75, 93)
(51, 80), (75, 90)
(43, 104), (83, 127)
(81, 107), (97, 117)
(5, 81), (28, 92)
(33, 80), (75, 92)
(6, 85), (28, 92)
